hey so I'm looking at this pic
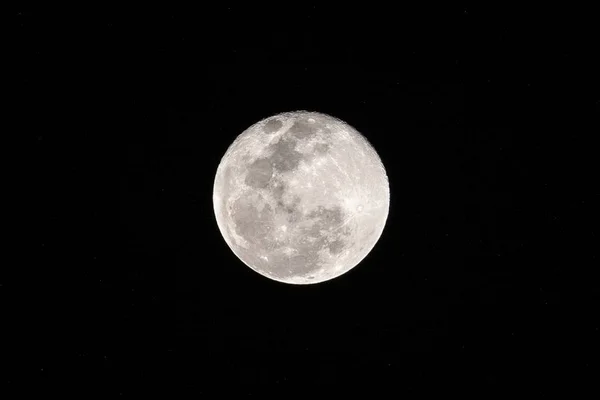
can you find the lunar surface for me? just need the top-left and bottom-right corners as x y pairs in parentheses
(213, 111), (389, 284)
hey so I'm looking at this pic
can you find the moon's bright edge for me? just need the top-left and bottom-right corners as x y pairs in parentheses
(213, 111), (389, 284)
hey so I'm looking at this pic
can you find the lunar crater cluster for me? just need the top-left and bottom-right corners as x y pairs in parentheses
(213, 111), (389, 284)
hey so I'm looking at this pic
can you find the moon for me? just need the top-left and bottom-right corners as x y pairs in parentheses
(213, 111), (389, 284)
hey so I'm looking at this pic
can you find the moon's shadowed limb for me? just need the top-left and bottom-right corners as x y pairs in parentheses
(213, 111), (389, 284)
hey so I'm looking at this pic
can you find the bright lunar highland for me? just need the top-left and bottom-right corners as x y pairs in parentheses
(213, 111), (389, 284)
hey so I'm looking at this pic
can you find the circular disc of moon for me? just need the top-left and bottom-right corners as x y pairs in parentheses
(213, 111), (389, 284)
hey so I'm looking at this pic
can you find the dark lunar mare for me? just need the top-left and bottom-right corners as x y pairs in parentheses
(263, 118), (283, 133)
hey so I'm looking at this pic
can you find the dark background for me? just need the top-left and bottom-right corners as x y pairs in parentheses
(13, 4), (599, 394)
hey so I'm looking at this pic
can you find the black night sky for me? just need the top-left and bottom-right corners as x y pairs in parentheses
(15, 4), (599, 395)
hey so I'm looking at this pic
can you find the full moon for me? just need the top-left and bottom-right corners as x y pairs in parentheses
(213, 111), (389, 284)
